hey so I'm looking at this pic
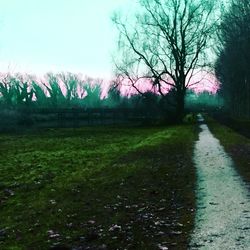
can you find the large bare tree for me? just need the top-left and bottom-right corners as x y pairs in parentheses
(113, 0), (216, 121)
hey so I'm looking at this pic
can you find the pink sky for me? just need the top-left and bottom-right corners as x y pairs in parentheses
(117, 70), (219, 96)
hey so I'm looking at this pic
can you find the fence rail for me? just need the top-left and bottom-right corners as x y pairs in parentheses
(17, 107), (162, 127)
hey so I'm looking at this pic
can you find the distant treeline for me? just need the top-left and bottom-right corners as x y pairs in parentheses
(0, 73), (108, 109)
(0, 72), (167, 114)
(0, 72), (222, 129)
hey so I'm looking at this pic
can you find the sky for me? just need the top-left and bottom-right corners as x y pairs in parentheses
(0, 0), (133, 78)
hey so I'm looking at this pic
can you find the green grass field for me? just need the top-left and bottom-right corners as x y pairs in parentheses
(0, 125), (197, 250)
(207, 118), (250, 184)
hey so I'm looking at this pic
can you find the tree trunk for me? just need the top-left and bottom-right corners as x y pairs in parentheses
(176, 89), (186, 123)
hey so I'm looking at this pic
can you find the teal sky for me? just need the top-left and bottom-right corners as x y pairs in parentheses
(0, 0), (132, 78)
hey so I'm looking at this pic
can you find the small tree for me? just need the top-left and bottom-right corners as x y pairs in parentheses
(113, 0), (216, 121)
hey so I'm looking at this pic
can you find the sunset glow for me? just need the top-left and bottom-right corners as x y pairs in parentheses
(0, 0), (219, 94)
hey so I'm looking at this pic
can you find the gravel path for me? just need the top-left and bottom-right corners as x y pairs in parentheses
(190, 115), (250, 249)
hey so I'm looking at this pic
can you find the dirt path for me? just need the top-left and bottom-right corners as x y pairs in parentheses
(190, 115), (250, 249)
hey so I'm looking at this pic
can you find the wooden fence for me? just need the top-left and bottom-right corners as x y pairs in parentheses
(19, 107), (161, 127)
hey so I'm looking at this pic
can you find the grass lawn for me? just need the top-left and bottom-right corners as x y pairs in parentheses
(0, 125), (197, 250)
(207, 118), (250, 184)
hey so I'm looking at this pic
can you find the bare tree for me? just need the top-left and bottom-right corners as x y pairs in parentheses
(32, 80), (47, 107)
(82, 78), (102, 108)
(59, 72), (79, 104)
(0, 75), (15, 107)
(12, 75), (34, 107)
(0, 74), (34, 107)
(113, 0), (216, 121)
(42, 73), (65, 107)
